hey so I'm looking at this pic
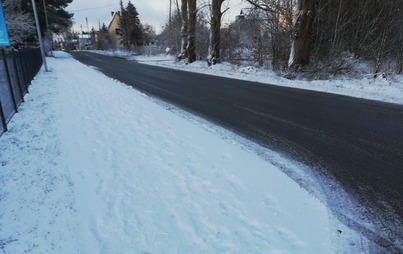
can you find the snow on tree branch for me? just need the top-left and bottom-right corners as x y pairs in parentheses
(3, 0), (35, 46)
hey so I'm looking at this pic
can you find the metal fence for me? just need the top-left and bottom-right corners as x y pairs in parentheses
(0, 48), (43, 136)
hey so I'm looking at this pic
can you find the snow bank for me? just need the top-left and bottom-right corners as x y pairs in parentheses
(132, 55), (403, 105)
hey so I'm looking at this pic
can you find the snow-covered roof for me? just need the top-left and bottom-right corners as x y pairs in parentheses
(79, 34), (91, 39)
(237, 7), (272, 20)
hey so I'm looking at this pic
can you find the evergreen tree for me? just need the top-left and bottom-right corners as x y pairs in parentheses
(120, 0), (143, 49)
(96, 23), (113, 50)
(19, 0), (73, 35)
(2, 0), (36, 46)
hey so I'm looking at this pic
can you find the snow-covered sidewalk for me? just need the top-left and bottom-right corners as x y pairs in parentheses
(0, 52), (362, 253)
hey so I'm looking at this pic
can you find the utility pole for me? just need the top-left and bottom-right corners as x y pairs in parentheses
(80, 24), (83, 50)
(169, 0), (172, 25)
(42, 0), (53, 56)
(31, 0), (48, 72)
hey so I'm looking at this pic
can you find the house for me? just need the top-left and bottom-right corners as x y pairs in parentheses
(78, 34), (92, 50)
(108, 11), (122, 49)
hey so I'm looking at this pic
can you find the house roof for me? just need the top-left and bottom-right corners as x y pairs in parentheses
(108, 11), (121, 32)
(238, 8), (271, 20)
(79, 34), (91, 39)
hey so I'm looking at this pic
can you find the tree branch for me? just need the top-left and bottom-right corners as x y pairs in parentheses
(245, 0), (276, 14)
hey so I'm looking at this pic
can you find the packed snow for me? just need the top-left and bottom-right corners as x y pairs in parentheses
(0, 51), (393, 253)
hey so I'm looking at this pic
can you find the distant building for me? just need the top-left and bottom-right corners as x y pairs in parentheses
(78, 34), (92, 50)
(235, 8), (271, 48)
(108, 11), (122, 49)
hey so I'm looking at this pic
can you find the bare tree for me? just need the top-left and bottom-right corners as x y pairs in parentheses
(245, 0), (401, 75)
(195, 9), (210, 59)
(187, 0), (197, 63)
(312, 0), (403, 76)
(244, 0), (316, 71)
(243, 0), (296, 70)
(159, 0), (182, 55)
(245, 0), (276, 13)
(177, 0), (197, 62)
(288, 0), (315, 70)
(398, 39), (403, 74)
(208, 0), (226, 65)
(178, 0), (188, 59)
(266, 0), (296, 70)
(160, 6), (208, 58)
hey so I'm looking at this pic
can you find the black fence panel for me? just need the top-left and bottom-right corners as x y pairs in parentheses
(0, 48), (43, 136)
(8, 54), (23, 107)
(0, 62), (14, 122)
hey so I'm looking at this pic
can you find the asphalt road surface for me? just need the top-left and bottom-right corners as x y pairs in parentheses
(71, 51), (403, 252)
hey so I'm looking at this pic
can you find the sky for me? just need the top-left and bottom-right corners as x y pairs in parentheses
(66, 0), (249, 34)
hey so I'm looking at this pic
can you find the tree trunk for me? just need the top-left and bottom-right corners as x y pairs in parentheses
(179, 0), (188, 59)
(209, 0), (224, 64)
(373, 30), (387, 79)
(187, 0), (197, 63)
(330, 0), (343, 56)
(288, 0), (315, 71)
(398, 43), (403, 74)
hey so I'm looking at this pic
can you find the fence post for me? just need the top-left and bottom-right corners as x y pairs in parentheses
(19, 50), (30, 93)
(16, 50), (28, 95)
(12, 50), (24, 103)
(1, 49), (18, 112)
(0, 99), (7, 132)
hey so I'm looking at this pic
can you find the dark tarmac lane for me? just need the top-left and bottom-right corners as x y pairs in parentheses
(71, 51), (403, 252)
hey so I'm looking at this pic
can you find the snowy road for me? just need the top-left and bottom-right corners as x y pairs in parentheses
(0, 52), (368, 253)
(71, 51), (403, 253)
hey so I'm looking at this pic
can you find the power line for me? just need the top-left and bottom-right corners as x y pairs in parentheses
(69, 3), (119, 13)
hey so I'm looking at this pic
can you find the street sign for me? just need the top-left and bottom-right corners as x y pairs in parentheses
(0, 4), (10, 47)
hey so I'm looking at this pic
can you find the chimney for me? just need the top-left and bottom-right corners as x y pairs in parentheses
(111, 11), (114, 17)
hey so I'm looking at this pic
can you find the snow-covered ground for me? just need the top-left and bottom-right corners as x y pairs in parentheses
(131, 53), (403, 106)
(93, 49), (403, 105)
(0, 51), (397, 253)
